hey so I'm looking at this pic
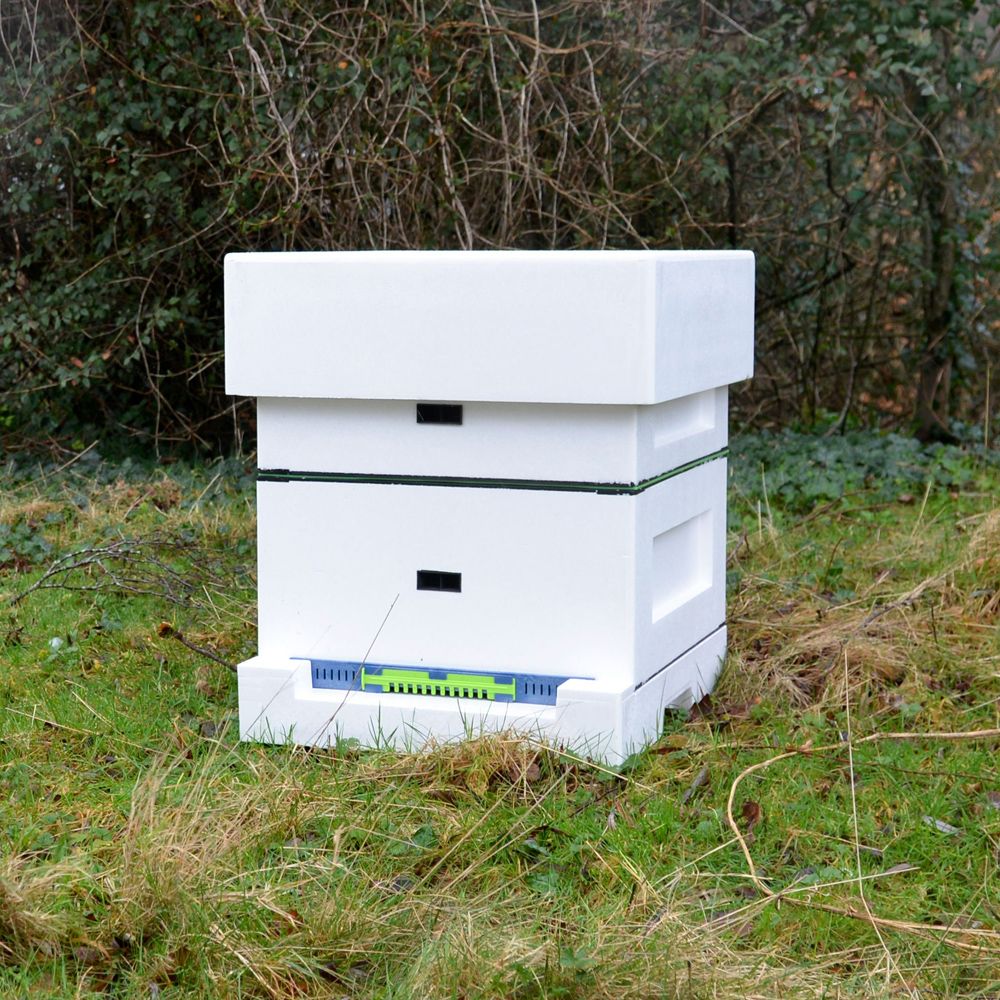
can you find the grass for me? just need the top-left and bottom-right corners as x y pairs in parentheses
(0, 436), (997, 998)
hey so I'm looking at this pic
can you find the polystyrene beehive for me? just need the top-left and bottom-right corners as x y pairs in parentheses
(226, 250), (754, 762)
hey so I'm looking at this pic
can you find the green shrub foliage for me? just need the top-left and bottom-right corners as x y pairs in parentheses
(1, 1), (996, 448)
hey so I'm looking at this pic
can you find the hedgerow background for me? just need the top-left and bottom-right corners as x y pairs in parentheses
(2, 0), (997, 451)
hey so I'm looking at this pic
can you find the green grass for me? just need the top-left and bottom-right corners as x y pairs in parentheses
(0, 437), (998, 998)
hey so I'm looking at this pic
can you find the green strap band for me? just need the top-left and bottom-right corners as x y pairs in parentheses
(257, 448), (727, 495)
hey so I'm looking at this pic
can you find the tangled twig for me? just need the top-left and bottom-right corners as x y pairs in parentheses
(157, 622), (235, 672)
(10, 533), (202, 608)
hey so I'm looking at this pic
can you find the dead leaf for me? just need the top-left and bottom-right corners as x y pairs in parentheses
(688, 693), (714, 721)
(607, 798), (634, 829)
(680, 764), (710, 807)
(465, 769), (488, 797)
(721, 698), (761, 720)
(690, 693), (760, 723)
(651, 734), (688, 754)
(986, 791), (1000, 811)
(922, 815), (961, 836)
(642, 905), (669, 937)
(883, 862), (919, 875)
(705, 907), (755, 937)
(425, 788), (457, 804)
(72, 945), (106, 966)
(740, 800), (763, 834)
(269, 907), (304, 937)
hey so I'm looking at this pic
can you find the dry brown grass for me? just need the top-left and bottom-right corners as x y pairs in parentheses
(0, 728), (863, 998)
(723, 501), (1000, 717)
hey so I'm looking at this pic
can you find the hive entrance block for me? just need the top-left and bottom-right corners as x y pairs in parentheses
(306, 659), (572, 706)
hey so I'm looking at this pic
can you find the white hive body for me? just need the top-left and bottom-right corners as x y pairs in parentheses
(226, 250), (754, 763)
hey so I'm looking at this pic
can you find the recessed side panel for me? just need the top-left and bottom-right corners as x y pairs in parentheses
(651, 511), (713, 622)
(256, 398), (640, 483)
(634, 459), (727, 685)
(256, 481), (637, 686)
(635, 388), (728, 481)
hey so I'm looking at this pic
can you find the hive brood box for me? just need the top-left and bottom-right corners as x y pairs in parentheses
(225, 250), (754, 762)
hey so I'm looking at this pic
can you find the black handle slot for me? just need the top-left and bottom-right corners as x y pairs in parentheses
(417, 570), (462, 592)
(416, 403), (463, 425)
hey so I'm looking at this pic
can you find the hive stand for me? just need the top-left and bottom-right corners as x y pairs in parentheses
(225, 250), (754, 763)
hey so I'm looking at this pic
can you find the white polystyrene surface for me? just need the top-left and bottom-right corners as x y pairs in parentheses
(256, 390), (727, 483)
(255, 459), (725, 690)
(256, 479), (638, 685)
(653, 258), (754, 401)
(257, 398), (639, 482)
(237, 626), (727, 764)
(225, 251), (754, 404)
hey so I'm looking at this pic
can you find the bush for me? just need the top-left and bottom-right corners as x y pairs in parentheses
(1, 1), (996, 450)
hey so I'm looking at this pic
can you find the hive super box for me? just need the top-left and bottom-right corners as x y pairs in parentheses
(226, 250), (754, 762)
